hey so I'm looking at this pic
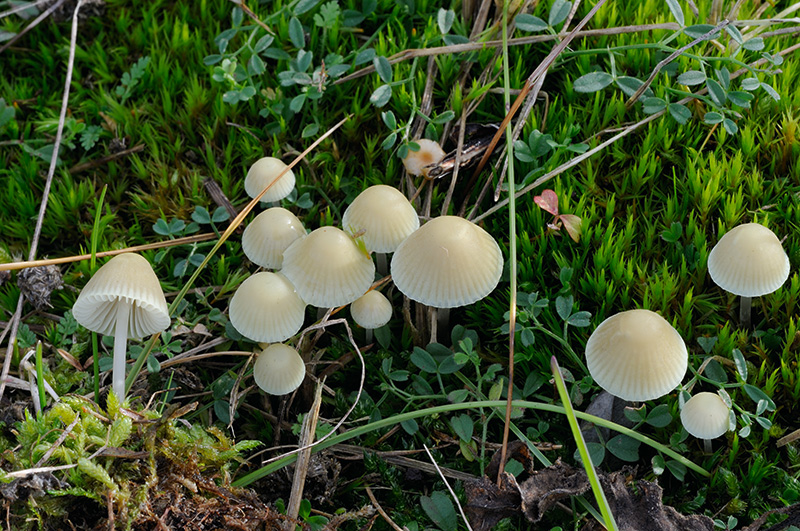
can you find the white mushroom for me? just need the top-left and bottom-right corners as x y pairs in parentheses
(72, 253), (170, 401)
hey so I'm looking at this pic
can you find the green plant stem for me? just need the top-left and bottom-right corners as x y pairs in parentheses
(125, 116), (351, 395)
(90, 184), (106, 402)
(35, 341), (46, 418)
(552, 356), (618, 530)
(233, 399), (708, 486)
(498, 0), (519, 487)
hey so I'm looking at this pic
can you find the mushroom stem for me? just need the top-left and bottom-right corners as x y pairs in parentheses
(365, 328), (374, 344)
(375, 253), (388, 276)
(703, 438), (712, 453)
(739, 296), (752, 328)
(430, 308), (438, 344)
(112, 302), (131, 401)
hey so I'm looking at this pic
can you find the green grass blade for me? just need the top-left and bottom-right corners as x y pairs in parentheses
(551, 356), (618, 530)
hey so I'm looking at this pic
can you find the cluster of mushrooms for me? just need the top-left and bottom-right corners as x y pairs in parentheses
(586, 222), (789, 450)
(231, 149), (503, 398)
(69, 141), (789, 452)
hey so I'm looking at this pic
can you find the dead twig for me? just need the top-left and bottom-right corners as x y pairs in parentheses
(365, 485), (406, 531)
(423, 444), (474, 531)
(0, 0), (85, 401)
(0, 0), (68, 54)
(68, 143), (145, 174)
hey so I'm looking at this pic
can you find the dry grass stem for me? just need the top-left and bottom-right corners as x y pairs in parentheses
(285, 379), (324, 528)
(423, 444), (474, 531)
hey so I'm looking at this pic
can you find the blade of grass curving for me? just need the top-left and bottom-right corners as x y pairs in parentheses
(124, 115), (351, 395)
(89, 184), (107, 401)
(497, 0), (518, 486)
(551, 356), (618, 530)
(233, 399), (708, 486)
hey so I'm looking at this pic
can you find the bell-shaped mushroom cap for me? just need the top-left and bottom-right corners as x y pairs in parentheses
(281, 226), (375, 308)
(402, 139), (446, 176)
(391, 216), (503, 308)
(244, 157), (296, 203)
(707, 223), (790, 297)
(229, 272), (306, 343)
(681, 392), (730, 439)
(242, 207), (306, 269)
(342, 185), (419, 253)
(73, 253), (170, 339)
(253, 343), (306, 395)
(350, 290), (392, 329)
(585, 309), (687, 402)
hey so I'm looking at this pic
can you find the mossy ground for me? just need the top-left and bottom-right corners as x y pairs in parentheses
(1, 0), (800, 529)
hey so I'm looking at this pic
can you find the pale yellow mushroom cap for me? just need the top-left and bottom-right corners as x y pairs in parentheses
(390, 216), (503, 308)
(681, 392), (730, 439)
(229, 272), (306, 343)
(281, 226), (375, 308)
(707, 223), (790, 297)
(350, 290), (392, 329)
(72, 253), (170, 339)
(253, 343), (306, 395)
(244, 156), (296, 203)
(242, 207), (306, 269)
(401, 139), (446, 176)
(342, 185), (420, 253)
(585, 309), (687, 401)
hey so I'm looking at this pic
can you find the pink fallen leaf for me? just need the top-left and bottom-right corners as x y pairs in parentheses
(559, 214), (582, 243)
(533, 189), (559, 216)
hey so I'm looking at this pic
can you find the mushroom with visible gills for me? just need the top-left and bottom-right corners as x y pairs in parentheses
(228, 272), (306, 343)
(680, 391), (731, 453)
(707, 223), (790, 327)
(72, 253), (170, 401)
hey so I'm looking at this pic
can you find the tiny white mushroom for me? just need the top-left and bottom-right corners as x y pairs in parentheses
(244, 157), (296, 203)
(681, 391), (731, 452)
(253, 344), (306, 396)
(401, 139), (446, 177)
(350, 290), (392, 343)
(707, 223), (790, 327)
(228, 272), (306, 343)
(72, 253), (170, 401)
(241, 207), (306, 269)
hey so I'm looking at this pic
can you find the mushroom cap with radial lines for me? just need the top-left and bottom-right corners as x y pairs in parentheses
(342, 185), (419, 253)
(350, 290), (392, 329)
(72, 253), (170, 339)
(390, 216), (503, 308)
(252, 343), (306, 396)
(585, 309), (687, 402)
(401, 139), (446, 176)
(707, 223), (790, 297)
(228, 272), (306, 343)
(281, 226), (375, 308)
(244, 157), (295, 203)
(241, 207), (306, 269)
(681, 392), (731, 439)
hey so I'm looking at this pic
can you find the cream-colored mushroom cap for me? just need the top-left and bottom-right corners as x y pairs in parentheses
(402, 139), (446, 176)
(229, 272), (306, 343)
(342, 185), (419, 253)
(253, 343), (306, 395)
(681, 392), (730, 439)
(707, 223), (790, 297)
(72, 253), (170, 339)
(351, 290), (392, 329)
(585, 309), (687, 402)
(242, 207), (306, 269)
(281, 226), (375, 308)
(390, 216), (503, 308)
(244, 156), (296, 203)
